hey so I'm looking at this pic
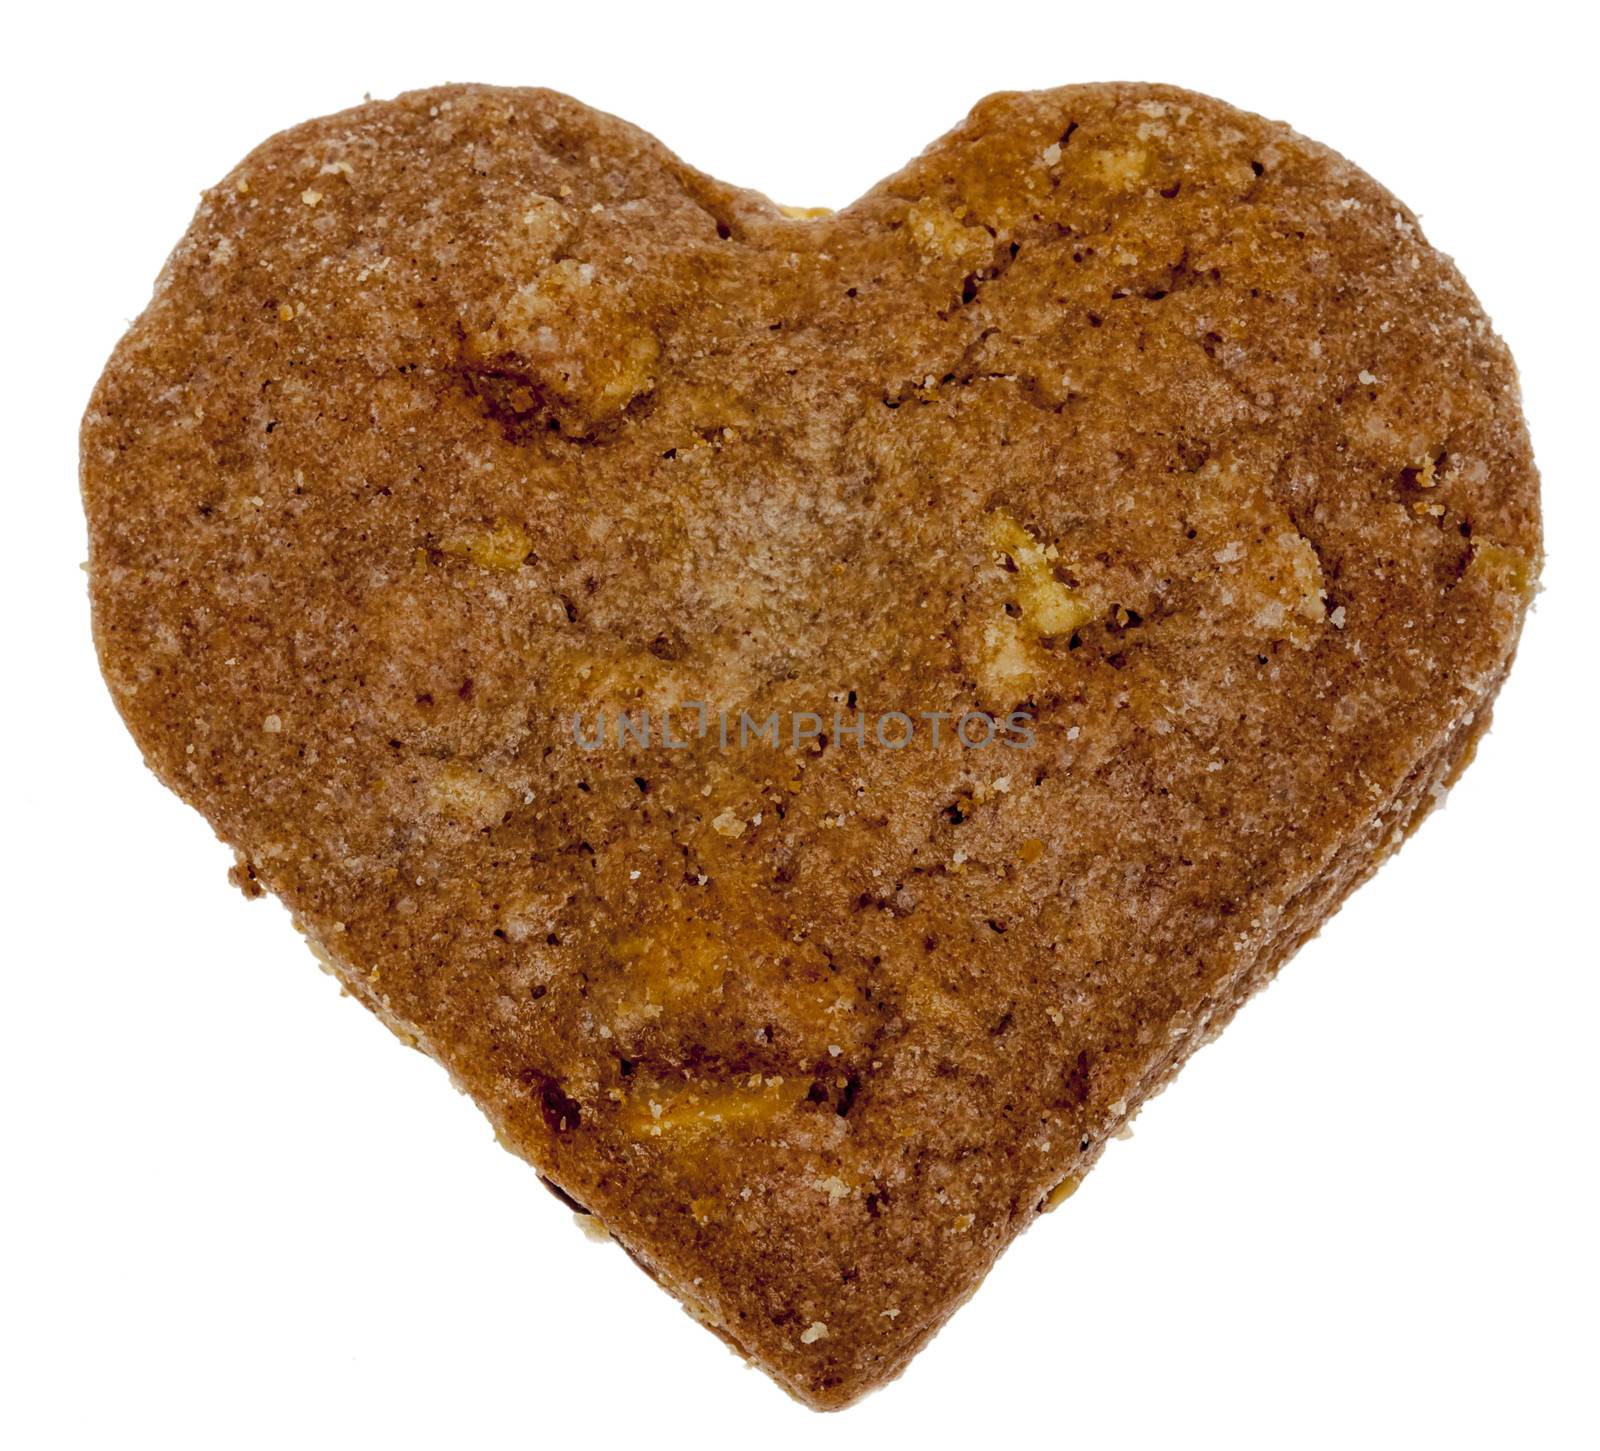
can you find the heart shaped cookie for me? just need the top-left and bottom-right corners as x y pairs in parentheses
(82, 82), (1540, 1407)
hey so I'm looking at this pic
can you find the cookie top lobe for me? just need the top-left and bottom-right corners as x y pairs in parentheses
(82, 83), (1540, 1407)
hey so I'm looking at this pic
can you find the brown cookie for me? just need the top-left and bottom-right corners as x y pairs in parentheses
(81, 82), (1540, 1407)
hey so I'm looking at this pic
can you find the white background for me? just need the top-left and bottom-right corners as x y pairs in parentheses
(3, 2), (1595, 1446)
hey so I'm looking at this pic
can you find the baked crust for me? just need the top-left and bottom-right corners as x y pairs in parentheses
(81, 82), (1540, 1406)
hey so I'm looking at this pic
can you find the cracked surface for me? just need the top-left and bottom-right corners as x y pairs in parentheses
(82, 82), (1540, 1407)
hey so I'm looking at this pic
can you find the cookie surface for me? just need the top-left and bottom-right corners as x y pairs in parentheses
(82, 82), (1539, 1406)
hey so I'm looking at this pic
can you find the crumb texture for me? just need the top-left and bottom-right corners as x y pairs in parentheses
(82, 82), (1540, 1408)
